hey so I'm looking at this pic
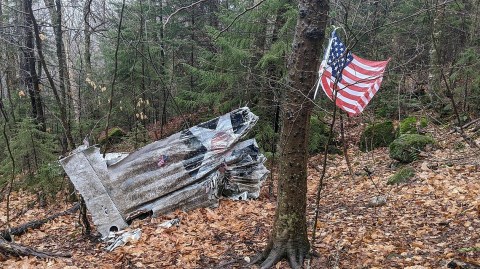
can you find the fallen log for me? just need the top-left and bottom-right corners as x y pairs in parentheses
(448, 118), (480, 134)
(0, 237), (71, 259)
(0, 203), (79, 241)
(447, 259), (480, 269)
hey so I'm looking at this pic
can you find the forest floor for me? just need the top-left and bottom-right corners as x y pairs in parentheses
(1, 122), (480, 268)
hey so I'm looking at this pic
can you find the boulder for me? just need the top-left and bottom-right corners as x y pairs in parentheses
(399, 116), (418, 134)
(389, 134), (435, 163)
(359, 121), (396, 152)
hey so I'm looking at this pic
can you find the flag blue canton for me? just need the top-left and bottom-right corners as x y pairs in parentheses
(327, 32), (353, 80)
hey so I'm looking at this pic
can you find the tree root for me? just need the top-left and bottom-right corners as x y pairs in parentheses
(0, 237), (71, 258)
(0, 203), (79, 241)
(252, 239), (309, 269)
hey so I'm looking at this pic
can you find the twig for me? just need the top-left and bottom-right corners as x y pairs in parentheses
(311, 87), (339, 249)
(0, 99), (15, 233)
(0, 203), (79, 240)
(0, 237), (71, 258)
(340, 114), (354, 180)
(163, 0), (208, 28)
(448, 118), (480, 134)
(0, 201), (37, 229)
(215, 0), (267, 39)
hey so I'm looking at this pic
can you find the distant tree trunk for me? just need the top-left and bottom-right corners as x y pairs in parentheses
(23, 0), (45, 131)
(159, 0), (168, 138)
(81, 0), (93, 139)
(83, 0), (93, 76)
(140, 0), (147, 128)
(44, 0), (75, 147)
(427, 1), (444, 96)
(28, 0), (76, 150)
(0, 0), (16, 122)
(254, 0), (328, 268)
(190, 8), (195, 92)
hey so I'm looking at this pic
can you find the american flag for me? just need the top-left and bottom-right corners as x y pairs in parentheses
(314, 30), (390, 116)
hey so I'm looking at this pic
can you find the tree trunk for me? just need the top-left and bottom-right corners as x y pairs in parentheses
(0, 0), (16, 122)
(255, 0), (328, 268)
(27, 0), (76, 150)
(44, 0), (75, 148)
(23, 0), (45, 131)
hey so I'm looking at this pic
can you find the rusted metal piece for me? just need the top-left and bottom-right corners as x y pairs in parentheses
(60, 108), (268, 236)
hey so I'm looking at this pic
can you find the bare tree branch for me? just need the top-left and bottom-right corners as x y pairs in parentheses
(215, 0), (267, 39)
(163, 0), (208, 28)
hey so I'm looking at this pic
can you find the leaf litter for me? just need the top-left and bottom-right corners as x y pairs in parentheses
(1, 124), (479, 268)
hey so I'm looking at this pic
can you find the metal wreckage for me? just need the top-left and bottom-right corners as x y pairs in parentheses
(60, 107), (269, 237)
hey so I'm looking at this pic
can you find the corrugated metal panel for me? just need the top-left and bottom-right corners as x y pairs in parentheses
(60, 107), (268, 237)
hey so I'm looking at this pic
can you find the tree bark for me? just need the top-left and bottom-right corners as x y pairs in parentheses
(27, 1), (76, 150)
(254, 0), (328, 268)
(44, 0), (76, 149)
(23, 0), (45, 131)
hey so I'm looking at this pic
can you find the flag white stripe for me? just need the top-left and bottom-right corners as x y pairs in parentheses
(342, 106), (356, 114)
(344, 65), (383, 81)
(325, 67), (379, 89)
(351, 58), (386, 72)
(341, 75), (378, 88)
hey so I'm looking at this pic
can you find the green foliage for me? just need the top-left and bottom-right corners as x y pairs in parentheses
(389, 134), (435, 163)
(419, 117), (428, 128)
(399, 116), (418, 134)
(0, 118), (62, 198)
(308, 116), (329, 154)
(254, 123), (277, 154)
(0, 118), (57, 176)
(387, 166), (415, 185)
(359, 121), (396, 152)
(457, 247), (480, 253)
(24, 162), (65, 200)
(123, 123), (152, 150)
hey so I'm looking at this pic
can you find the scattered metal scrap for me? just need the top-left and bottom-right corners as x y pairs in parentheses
(60, 107), (269, 237)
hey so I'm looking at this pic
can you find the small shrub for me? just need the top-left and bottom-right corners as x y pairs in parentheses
(387, 166), (415, 185)
(389, 134), (435, 163)
(24, 162), (65, 201)
(309, 116), (328, 154)
(359, 121), (396, 152)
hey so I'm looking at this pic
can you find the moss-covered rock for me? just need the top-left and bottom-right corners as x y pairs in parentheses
(399, 116), (418, 134)
(308, 116), (341, 154)
(389, 134), (435, 163)
(359, 121), (396, 152)
(99, 127), (126, 145)
(387, 166), (415, 185)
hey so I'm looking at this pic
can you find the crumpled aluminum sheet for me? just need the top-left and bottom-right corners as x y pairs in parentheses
(60, 107), (269, 236)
